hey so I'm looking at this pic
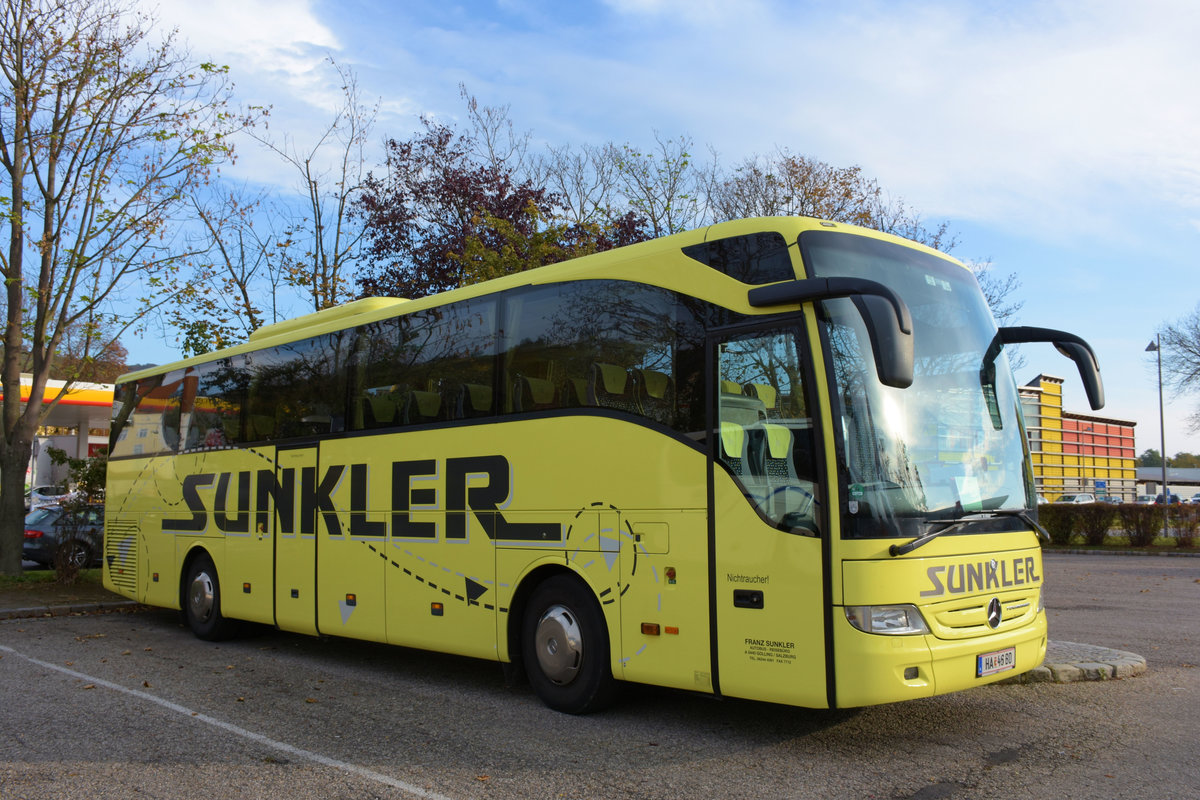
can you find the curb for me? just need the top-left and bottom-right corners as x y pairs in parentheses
(999, 640), (1147, 685)
(0, 600), (143, 620)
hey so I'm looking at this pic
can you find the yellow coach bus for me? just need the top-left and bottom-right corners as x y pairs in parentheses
(103, 217), (1103, 713)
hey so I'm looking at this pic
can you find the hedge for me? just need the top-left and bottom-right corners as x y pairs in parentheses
(1030, 503), (1196, 548)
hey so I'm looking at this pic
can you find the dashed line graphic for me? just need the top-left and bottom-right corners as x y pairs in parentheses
(363, 541), (499, 612)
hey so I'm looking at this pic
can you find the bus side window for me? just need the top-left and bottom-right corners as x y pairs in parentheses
(187, 357), (248, 448)
(716, 328), (819, 533)
(403, 390), (442, 424)
(245, 332), (351, 441)
(514, 373), (558, 412)
(159, 381), (183, 452)
(589, 363), (639, 413)
(456, 383), (493, 418)
(501, 280), (704, 432)
(632, 368), (675, 426)
(362, 390), (402, 428)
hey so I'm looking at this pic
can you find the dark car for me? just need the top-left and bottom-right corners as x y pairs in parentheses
(22, 504), (104, 569)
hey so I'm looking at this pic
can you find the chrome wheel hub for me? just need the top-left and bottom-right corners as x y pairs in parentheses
(189, 570), (216, 623)
(534, 604), (583, 685)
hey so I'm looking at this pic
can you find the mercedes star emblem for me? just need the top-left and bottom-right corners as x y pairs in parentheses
(986, 597), (1003, 629)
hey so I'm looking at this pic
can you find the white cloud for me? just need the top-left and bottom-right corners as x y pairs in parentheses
(137, 0), (1200, 232)
(145, 0), (340, 79)
(138, 1), (367, 188)
(600, 0), (752, 18)
(743, 0), (1200, 234)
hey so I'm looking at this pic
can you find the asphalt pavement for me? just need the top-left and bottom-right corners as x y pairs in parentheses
(1, 568), (1148, 685)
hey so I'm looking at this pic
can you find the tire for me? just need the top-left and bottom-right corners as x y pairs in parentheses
(56, 540), (91, 570)
(183, 553), (238, 641)
(522, 574), (620, 714)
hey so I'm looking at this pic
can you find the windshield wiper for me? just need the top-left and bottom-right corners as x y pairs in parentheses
(889, 520), (967, 557)
(888, 509), (1049, 557)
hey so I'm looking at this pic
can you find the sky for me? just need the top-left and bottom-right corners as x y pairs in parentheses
(135, 0), (1200, 455)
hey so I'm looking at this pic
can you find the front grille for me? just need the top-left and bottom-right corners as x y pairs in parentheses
(925, 589), (1039, 639)
(104, 518), (139, 596)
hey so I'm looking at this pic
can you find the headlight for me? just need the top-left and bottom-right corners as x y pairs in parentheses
(1035, 588), (1044, 614)
(845, 604), (930, 635)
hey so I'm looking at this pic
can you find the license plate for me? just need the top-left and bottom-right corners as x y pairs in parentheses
(977, 646), (1016, 677)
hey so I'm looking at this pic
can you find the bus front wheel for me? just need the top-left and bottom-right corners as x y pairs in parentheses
(522, 574), (619, 714)
(184, 553), (237, 641)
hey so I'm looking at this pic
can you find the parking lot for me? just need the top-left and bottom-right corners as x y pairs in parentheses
(1, 553), (1197, 799)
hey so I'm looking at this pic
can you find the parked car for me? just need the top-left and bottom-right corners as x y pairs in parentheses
(22, 503), (104, 569)
(1155, 494), (1181, 504)
(1190, 493), (1200, 504)
(1055, 493), (1096, 504)
(23, 484), (69, 513)
(1135, 494), (1157, 505)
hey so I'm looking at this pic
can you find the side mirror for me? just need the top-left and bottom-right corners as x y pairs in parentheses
(748, 277), (915, 389)
(982, 326), (1105, 410)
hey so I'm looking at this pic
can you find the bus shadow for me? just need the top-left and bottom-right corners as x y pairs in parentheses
(226, 619), (863, 749)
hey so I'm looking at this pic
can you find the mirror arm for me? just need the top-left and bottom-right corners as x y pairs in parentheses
(995, 326), (1105, 410)
(748, 277), (915, 389)
(747, 277), (912, 334)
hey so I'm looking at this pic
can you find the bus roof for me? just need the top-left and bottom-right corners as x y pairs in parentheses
(118, 216), (963, 384)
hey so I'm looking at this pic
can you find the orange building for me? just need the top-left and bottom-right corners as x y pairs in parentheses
(1019, 374), (1137, 502)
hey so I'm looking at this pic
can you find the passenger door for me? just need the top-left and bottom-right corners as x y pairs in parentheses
(709, 325), (830, 708)
(274, 445), (318, 634)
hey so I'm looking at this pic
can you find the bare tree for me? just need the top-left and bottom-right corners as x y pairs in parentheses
(252, 58), (376, 311)
(1158, 305), (1200, 430)
(709, 148), (888, 225)
(706, 147), (1023, 330)
(171, 188), (283, 355)
(0, 0), (253, 575)
(533, 141), (624, 226)
(970, 259), (1023, 327)
(460, 83), (530, 178)
(614, 132), (704, 237)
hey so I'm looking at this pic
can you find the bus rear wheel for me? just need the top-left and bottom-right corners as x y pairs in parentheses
(184, 553), (237, 641)
(522, 574), (619, 714)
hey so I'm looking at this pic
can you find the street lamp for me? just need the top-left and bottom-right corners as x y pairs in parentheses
(1146, 336), (1168, 517)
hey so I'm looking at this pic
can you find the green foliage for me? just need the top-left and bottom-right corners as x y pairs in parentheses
(178, 318), (235, 358)
(1169, 452), (1200, 468)
(1116, 504), (1164, 548)
(1, 0), (258, 576)
(45, 445), (107, 500)
(1036, 504), (1075, 545)
(1136, 448), (1200, 467)
(1073, 503), (1117, 546)
(1172, 504), (1199, 548)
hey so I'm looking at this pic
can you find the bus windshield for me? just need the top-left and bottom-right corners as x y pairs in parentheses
(803, 231), (1032, 539)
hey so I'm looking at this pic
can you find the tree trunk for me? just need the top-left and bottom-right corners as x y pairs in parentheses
(0, 439), (35, 575)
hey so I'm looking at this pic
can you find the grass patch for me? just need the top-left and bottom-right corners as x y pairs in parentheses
(0, 568), (102, 590)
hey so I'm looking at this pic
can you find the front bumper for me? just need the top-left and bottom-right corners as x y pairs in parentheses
(832, 609), (1047, 707)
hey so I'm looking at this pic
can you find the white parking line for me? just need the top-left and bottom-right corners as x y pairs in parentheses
(0, 643), (455, 800)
